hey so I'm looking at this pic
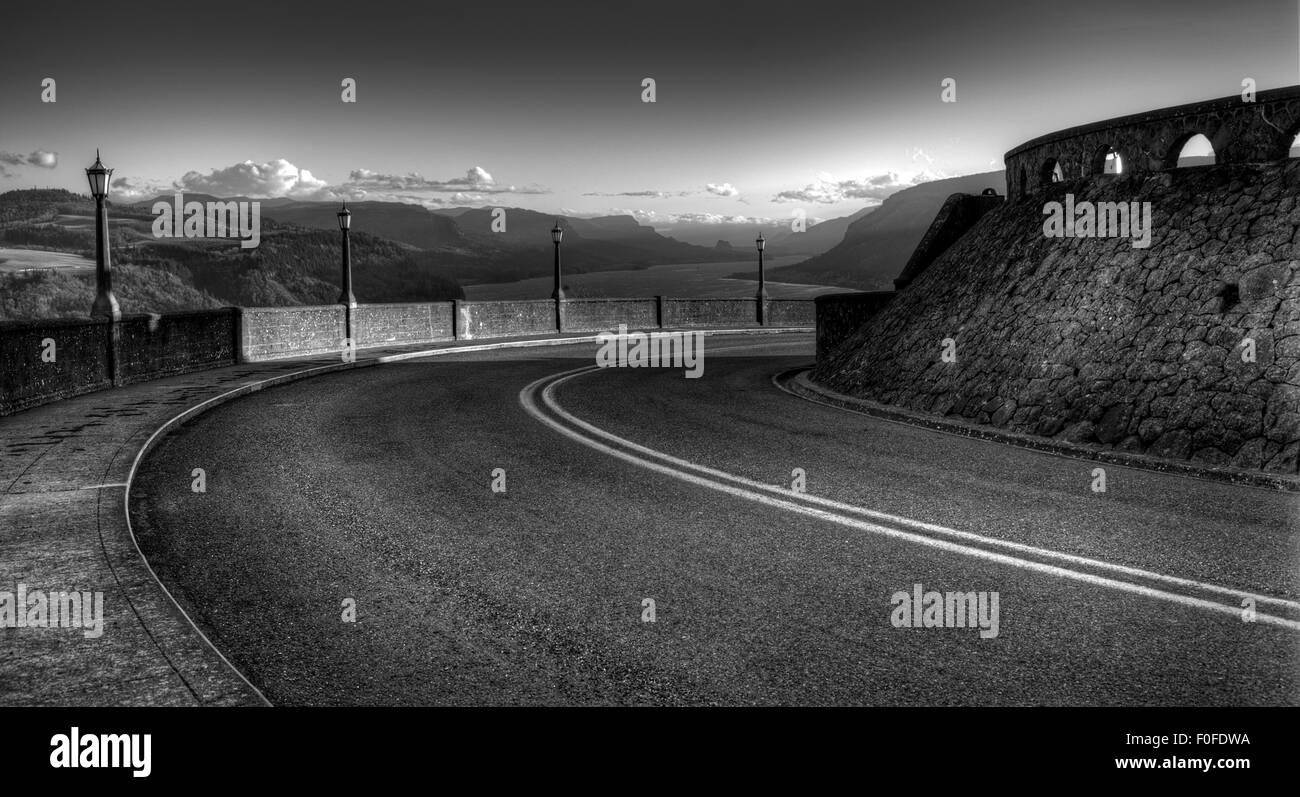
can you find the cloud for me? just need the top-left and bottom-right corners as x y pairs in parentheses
(907, 147), (935, 165)
(771, 170), (938, 204)
(0, 149), (58, 169)
(583, 190), (681, 198)
(344, 166), (547, 195)
(28, 150), (58, 168)
(102, 158), (551, 207)
(582, 188), (698, 198)
(110, 175), (170, 200)
(604, 207), (778, 225)
(584, 184), (741, 199)
(175, 158), (331, 198)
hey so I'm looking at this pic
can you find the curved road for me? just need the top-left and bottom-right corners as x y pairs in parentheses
(128, 334), (1300, 705)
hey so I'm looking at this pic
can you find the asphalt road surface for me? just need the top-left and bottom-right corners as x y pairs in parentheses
(128, 334), (1300, 705)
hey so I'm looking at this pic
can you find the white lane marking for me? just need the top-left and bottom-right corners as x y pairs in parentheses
(540, 367), (1300, 611)
(519, 366), (1300, 630)
(80, 483), (128, 490)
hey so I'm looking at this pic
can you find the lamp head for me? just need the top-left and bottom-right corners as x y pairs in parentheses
(85, 149), (112, 200)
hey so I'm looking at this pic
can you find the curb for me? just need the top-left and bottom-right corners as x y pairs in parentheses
(777, 368), (1300, 493)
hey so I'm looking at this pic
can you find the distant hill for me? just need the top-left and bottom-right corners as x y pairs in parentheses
(761, 171), (1007, 291)
(0, 188), (745, 319)
(0, 188), (94, 227)
(1, 264), (225, 322)
(257, 200), (466, 250)
(0, 190), (463, 320)
(766, 206), (877, 256)
(239, 199), (735, 283)
(653, 207), (874, 256)
(448, 206), (732, 275)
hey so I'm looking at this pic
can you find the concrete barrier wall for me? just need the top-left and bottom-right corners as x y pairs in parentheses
(767, 299), (817, 327)
(240, 305), (346, 361)
(458, 299), (556, 340)
(564, 299), (659, 332)
(1, 298), (815, 414)
(663, 298), (760, 328)
(1, 310), (240, 416)
(240, 298), (811, 359)
(356, 302), (454, 347)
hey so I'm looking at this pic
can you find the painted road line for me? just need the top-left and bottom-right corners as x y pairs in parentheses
(519, 365), (1300, 630)
(541, 366), (1300, 611)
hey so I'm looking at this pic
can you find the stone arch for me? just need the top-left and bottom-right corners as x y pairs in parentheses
(1165, 131), (1216, 168)
(1088, 143), (1124, 175)
(1039, 157), (1064, 186)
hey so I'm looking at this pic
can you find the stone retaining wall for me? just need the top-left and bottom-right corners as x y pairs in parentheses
(813, 160), (1300, 474)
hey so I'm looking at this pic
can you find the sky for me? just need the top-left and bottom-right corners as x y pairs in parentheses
(0, 0), (1297, 227)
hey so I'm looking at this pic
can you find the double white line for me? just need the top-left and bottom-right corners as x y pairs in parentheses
(521, 364), (1300, 631)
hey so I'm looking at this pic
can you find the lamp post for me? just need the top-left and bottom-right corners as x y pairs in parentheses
(755, 231), (767, 325)
(337, 203), (356, 341)
(551, 220), (564, 332)
(86, 150), (120, 320)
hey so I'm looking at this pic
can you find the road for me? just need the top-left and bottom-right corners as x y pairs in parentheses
(127, 334), (1300, 705)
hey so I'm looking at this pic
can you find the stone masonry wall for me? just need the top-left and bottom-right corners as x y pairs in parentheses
(0, 318), (113, 415)
(895, 193), (1004, 290)
(1006, 86), (1300, 200)
(1, 310), (240, 416)
(814, 292), (897, 362)
(117, 310), (239, 384)
(813, 160), (1300, 474)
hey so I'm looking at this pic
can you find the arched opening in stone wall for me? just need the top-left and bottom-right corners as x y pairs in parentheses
(1039, 158), (1064, 186)
(1171, 133), (1216, 167)
(1290, 132), (1300, 157)
(1089, 145), (1124, 175)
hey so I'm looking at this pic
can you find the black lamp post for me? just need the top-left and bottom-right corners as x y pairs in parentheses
(86, 150), (120, 320)
(551, 220), (564, 332)
(337, 203), (356, 340)
(755, 231), (767, 325)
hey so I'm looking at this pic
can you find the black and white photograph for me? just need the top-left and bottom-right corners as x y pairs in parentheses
(0, 0), (1295, 781)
